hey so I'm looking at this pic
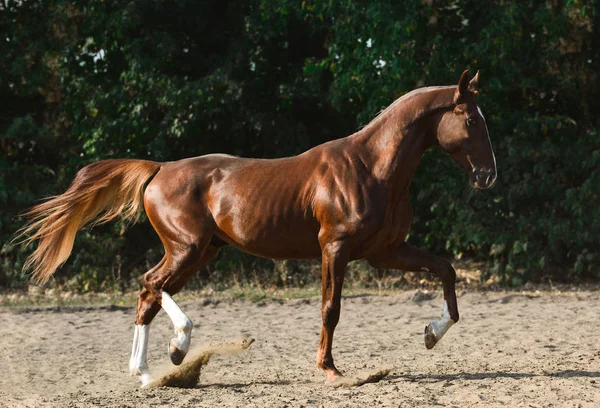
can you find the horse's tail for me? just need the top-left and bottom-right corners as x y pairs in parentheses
(15, 159), (162, 285)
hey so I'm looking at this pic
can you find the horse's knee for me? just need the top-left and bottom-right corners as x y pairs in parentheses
(438, 260), (456, 284)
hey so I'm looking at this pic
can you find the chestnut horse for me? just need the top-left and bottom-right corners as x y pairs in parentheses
(18, 69), (496, 386)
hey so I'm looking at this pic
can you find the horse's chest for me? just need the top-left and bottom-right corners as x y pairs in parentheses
(384, 198), (413, 241)
(356, 197), (413, 256)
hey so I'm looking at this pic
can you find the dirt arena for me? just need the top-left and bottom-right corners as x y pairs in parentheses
(1, 289), (599, 407)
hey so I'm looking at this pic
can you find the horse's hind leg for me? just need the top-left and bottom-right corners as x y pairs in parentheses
(129, 245), (218, 386)
(148, 240), (218, 365)
(129, 257), (165, 385)
(151, 245), (219, 365)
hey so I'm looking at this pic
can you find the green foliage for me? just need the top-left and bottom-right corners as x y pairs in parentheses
(1, 0), (598, 290)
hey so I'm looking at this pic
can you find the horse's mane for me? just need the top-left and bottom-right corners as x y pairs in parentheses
(362, 85), (456, 132)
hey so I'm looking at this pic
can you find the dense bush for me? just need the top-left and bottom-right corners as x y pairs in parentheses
(1, 0), (598, 289)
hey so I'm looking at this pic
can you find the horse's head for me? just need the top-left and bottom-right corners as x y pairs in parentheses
(436, 70), (496, 189)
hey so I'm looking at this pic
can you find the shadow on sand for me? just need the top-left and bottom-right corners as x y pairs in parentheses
(390, 369), (600, 383)
(197, 379), (295, 389)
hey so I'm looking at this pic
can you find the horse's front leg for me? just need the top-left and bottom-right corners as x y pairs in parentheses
(368, 242), (459, 349)
(317, 241), (349, 383)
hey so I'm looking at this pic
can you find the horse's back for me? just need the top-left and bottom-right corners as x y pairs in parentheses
(145, 152), (324, 259)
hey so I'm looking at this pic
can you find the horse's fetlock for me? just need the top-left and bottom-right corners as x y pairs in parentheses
(453, 311), (460, 323)
(182, 319), (193, 333)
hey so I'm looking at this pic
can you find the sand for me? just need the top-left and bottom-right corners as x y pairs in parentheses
(1, 290), (599, 407)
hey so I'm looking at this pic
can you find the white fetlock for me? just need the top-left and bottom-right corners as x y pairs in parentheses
(161, 292), (193, 365)
(430, 301), (454, 339)
(424, 301), (455, 349)
(171, 319), (193, 352)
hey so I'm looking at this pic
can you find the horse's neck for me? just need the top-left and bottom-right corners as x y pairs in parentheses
(352, 87), (455, 189)
(356, 124), (426, 191)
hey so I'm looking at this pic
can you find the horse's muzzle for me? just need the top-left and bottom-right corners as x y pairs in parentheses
(471, 168), (496, 189)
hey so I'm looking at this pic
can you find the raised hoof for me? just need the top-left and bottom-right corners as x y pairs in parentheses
(169, 341), (186, 366)
(424, 324), (438, 349)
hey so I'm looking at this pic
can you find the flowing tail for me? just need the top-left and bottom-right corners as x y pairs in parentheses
(15, 159), (162, 284)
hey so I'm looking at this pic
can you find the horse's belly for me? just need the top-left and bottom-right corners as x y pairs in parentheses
(215, 220), (322, 260)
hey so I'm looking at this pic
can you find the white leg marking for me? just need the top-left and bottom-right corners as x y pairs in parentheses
(161, 292), (193, 354)
(129, 324), (152, 386)
(429, 301), (455, 340)
(129, 325), (139, 374)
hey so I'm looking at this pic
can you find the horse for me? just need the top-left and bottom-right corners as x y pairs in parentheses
(17, 69), (496, 386)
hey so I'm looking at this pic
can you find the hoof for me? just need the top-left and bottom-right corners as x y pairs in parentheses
(424, 323), (438, 349)
(326, 375), (345, 387)
(139, 373), (153, 388)
(325, 372), (344, 386)
(321, 368), (343, 385)
(169, 341), (186, 366)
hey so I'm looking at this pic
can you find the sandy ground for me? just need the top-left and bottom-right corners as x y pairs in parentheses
(1, 289), (599, 407)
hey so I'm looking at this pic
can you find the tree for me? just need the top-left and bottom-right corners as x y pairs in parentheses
(1, 0), (598, 289)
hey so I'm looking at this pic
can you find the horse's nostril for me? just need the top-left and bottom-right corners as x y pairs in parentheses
(474, 169), (496, 188)
(483, 171), (496, 188)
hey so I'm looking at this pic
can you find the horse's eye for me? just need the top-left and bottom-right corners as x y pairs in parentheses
(466, 117), (475, 127)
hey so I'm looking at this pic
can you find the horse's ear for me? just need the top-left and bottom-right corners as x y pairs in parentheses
(454, 69), (470, 103)
(468, 70), (480, 94)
